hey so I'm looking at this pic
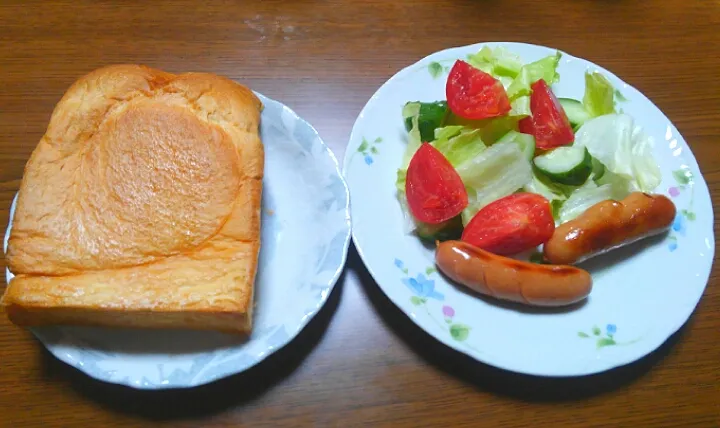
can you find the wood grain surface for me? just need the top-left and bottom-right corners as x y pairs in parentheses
(1, 1), (718, 427)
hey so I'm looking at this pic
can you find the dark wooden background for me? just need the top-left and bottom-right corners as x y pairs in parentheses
(1, 1), (718, 427)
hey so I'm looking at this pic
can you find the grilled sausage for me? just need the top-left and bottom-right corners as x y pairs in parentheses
(435, 240), (592, 307)
(543, 192), (676, 265)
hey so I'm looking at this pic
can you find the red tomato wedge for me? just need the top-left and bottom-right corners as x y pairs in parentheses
(461, 193), (555, 256)
(446, 60), (511, 120)
(518, 79), (574, 150)
(405, 143), (468, 224)
(518, 115), (535, 135)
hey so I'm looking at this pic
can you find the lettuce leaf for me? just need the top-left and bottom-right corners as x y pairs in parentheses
(445, 114), (521, 145)
(396, 124), (487, 193)
(498, 76), (514, 91)
(583, 71), (616, 117)
(506, 51), (562, 101)
(557, 177), (632, 224)
(524, 171), (567, 202)
(523, 167), (574, 223)
(594, 166), (635, 191)
(430, 126), (487, 167)
(467, 46), (523, 78)
(456, 142), (533, 224)
(399, 105), (423, 171)
(496, 130), (535, 160)
(434, 125), (464, 141)
(510, 95), (531, 117)
(395, 123), (488, 233)
(574, 113), (662, 192)
(396, 191), (417, 234)
(466, 48), (560, 118)
(395, 108), (424, 202)
(526, 152), (636, 224)
(629, 124), (663, 192)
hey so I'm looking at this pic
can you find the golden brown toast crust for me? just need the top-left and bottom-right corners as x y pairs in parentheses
(2, 64), (263, 333)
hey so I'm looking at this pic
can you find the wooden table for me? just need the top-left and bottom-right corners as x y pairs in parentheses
(1, 1), (718, 426)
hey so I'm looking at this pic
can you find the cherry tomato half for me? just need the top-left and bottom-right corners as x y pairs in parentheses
(405, 143), (468, 224)
(518, 79), (574, 150)
(461, 193), (555, 256)
(446, 60), (511, 120)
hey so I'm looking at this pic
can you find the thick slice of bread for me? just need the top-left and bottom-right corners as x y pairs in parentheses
(2, 64), (263, 334)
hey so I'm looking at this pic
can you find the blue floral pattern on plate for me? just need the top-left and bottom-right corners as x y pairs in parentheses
(394, 259), (477, 346)
(344, 41), (714, 377)
(665, 167), (695, 252)
(402, 274), (444, 301)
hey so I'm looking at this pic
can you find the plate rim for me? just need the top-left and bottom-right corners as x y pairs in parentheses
(343, 41), (716, 377)
(3, 91), (353, 389)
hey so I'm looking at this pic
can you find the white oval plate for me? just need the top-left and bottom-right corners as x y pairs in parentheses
(4, 93), (352, 389)
(344, 42), (715, 377)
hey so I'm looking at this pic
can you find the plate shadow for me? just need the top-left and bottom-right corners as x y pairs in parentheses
(349, 244), (690, 402)
(36, 268), (345, 421)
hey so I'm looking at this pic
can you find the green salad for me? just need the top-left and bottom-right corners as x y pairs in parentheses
(397, 46), (662, 239)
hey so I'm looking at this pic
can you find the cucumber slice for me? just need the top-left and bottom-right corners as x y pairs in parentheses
(533, 145), (592, 186)
(558, 98), (592, 128)
(402, 101), (449, 142)
(495, 130), (536, 161)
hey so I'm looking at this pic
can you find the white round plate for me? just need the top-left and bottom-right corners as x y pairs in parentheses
(4, 92), (351, 389)
(344, 42), (715, 377)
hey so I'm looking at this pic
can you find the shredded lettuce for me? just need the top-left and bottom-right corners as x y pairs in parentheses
(510, 95), (531, 117)
(430, 126), (486, 167)
(527, 150), (637, 224)
(395, 122), (487, 232)
(396, 191), (416, 234)
(500, 51), (563, 118)
(467, 46), (523, 78)
(445, 115), (521, 145)
(553, 154), (636, 224)
(399, 108), (422, 171)
(526, 153), (637, 224)
(506, 51), (562, 101)
(456, 142), (533, 224)
(498, 76), (514, 91)
(396, 169), (407, 194)
(594, 167), (634, 191)
(434, 125), (464, 141)
(524, 172), (567, 203)
(583, 71), (616, 117)
(466, 48), (561, 118)
(557, 176), (632, 224)
(629, 124), (663, 192)
(574, 113), (662, 192)
(496, 130), (535, 160)
(395, 109), (423, 202)
(523, 168), (573, 223)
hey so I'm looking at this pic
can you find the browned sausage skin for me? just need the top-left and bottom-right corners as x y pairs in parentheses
(543, 192), (676, 265)
(435, 240), (592, 307)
